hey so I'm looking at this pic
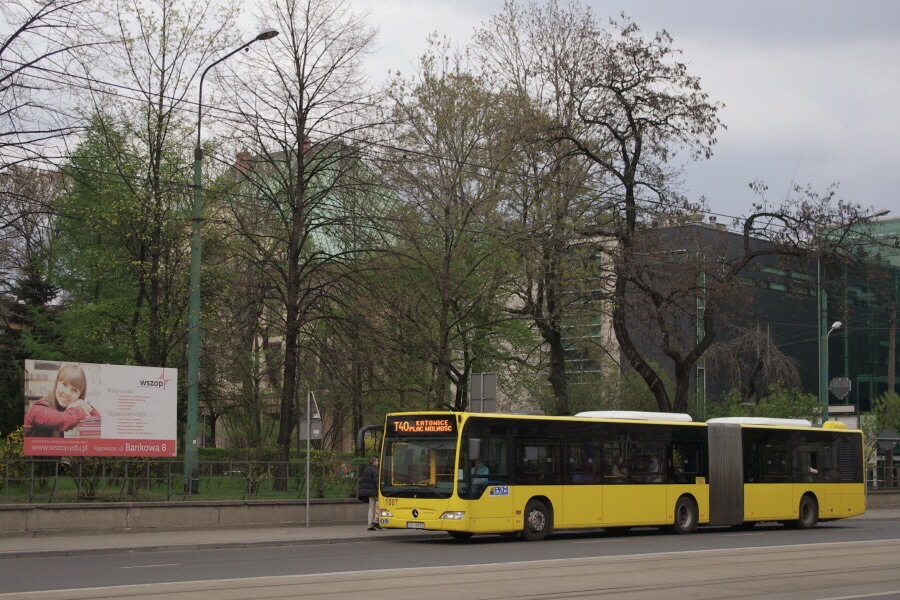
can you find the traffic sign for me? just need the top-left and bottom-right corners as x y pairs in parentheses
(829, 376), (852, 400)
(878, 428), (899, 451)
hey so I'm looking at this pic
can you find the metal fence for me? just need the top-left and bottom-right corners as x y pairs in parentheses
(0, 457), (363, 503)
(9, 456), (887, 503)
(871, 465), (900, 490)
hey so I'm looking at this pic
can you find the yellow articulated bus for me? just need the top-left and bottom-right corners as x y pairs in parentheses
(375, 411), (866, 541)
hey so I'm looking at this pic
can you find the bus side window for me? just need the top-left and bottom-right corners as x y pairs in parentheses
(602, 440), (627, 483)
(567, 443), (601, 483)
(671, 441), (704, 484)
(762, 441), (790, 482)
(791, 444), (821, 482)
(516, 440), (559, 485)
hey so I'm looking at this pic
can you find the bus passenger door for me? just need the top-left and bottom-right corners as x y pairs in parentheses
(561, 441), (603, 527)
(467, 437), (514, 532)
(602, 439), (668, 526)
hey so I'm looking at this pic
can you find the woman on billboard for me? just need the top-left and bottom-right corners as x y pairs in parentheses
(24, 364), (100, 437)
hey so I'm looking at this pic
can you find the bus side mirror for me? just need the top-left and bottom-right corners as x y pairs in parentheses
(469, 438), (481, 460)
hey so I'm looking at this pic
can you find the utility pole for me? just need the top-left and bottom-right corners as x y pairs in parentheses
(185, 28), (278, 492)
(889, 302), (896, 395)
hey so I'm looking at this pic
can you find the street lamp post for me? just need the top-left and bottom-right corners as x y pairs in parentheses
(815, 209), (890, 426)
(185, 28), (278, 492)
(819, 316), (843, 424)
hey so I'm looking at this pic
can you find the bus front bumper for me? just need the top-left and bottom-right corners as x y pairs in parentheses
(379, 505), (467, 532)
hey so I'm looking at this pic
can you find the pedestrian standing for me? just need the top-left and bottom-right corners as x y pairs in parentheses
(358, 456), (381, 530)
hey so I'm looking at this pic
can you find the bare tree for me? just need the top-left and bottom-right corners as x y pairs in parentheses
(374, 38), (525, 411)
(0, 0), (104, 172)
(474, 0), (612, 415)
(705, 325), (801, 403)
(549, 15), (723, 413)
(0, 0), (101, 312)
(0, 165), (60, 293)
(205, 238), (282, 449)
(610, 198), (877, 414)
(221, 0), (379, 483)
(475, 4), (876, 413)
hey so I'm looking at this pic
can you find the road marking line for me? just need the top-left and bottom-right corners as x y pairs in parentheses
(818, 592), (900, 600)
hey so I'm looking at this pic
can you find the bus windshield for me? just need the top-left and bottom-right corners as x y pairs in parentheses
(380, 415), (459, 499)
(381, 433), (457, 499)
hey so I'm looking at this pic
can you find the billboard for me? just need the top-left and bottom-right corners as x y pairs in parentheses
(23, 360), (177, 457)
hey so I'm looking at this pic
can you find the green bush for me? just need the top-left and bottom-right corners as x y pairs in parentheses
(0, 426), (25, 481)
(66, 457), (106, 499)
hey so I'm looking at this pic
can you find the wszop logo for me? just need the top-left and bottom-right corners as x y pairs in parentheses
(139, 370), (171, 390)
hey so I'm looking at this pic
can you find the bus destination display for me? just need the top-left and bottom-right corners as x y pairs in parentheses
(387, 416), (456, 435)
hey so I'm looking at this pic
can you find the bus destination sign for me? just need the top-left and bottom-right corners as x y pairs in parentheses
(387, 416), (456, 435)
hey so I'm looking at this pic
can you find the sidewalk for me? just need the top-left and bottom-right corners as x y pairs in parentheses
(0, 523), (441, 559)
(1, 508), (897, 559)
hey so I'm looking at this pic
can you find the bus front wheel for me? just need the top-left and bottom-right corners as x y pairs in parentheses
(522, 500), (551, 541)
(672, 496), (698, 534)
(797, 495), (818, 529)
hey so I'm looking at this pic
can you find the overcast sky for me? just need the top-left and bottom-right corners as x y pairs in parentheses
(346, 0), (900, 221)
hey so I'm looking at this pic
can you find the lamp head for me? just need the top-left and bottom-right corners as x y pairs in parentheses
(831, 321), (842, 331)
(255, 28), (279, 41)
(872, 209), (891, 218)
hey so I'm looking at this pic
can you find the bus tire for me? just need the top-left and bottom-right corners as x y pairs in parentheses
(672, 495), (698, 535)
(448, 531), (473, 541)
(797, 495), (818, 529)
(522, 499), (551, 541)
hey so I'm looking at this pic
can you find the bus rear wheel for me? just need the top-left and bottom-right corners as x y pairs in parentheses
(522, 500), (551, 541)
(672, 496), (698, 534)
(797, 495), (818, 529)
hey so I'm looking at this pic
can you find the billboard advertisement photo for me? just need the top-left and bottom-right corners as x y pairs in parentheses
(23, 360), (178, 457)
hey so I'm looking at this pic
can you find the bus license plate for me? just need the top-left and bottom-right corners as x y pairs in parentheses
(406, 521), (425, 529)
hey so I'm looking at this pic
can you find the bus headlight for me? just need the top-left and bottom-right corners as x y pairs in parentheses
(440, 511), (465, 520)
(380, 508), (393, 518)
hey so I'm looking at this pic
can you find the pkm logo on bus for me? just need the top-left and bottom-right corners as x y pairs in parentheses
(489, 486), (509, 497)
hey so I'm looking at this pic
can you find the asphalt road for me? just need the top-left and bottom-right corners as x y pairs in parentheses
(3, 521), (900, 599)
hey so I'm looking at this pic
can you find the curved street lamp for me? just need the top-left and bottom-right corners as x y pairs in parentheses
(819, 320), (843, 425)
(827, 321), (843, 338)
(186, 28), (279, 491)
(817, 209), (891, 425)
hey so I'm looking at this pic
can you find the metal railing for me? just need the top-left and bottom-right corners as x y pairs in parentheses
(870, 465), (900, 490)
(0, 457), (362, 503)
(8, 456), (887, 503)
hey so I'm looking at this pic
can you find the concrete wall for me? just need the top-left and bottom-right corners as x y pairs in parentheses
(868, 490), (900, 510)
(1, 492), (898, 539)
(0, 499), (368, 538)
